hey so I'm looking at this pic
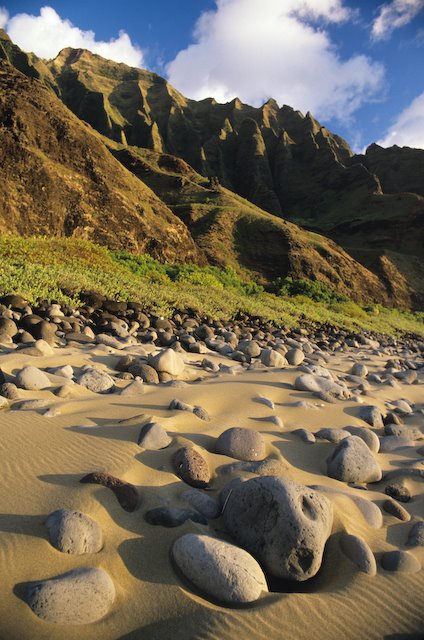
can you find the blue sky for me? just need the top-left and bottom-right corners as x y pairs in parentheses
(1, 1), (423, 151)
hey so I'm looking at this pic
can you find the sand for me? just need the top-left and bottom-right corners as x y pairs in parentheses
(0, 341), (423, 640)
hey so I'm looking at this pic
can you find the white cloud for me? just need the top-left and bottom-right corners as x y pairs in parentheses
(5, 6), (143, 67)
(166, 0), (385, 123)
(0, 6), (8, 29)
(376, 92), (424, 148)
(372, 0), (424, 41)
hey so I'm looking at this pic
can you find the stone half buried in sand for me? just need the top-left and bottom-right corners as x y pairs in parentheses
(294, 374), (350, 399)
(23, 567), (115, 624)
(172, 533), (268, 604)
(215, 427), (266, 461)
(223, 476), (333, 581)
(45, 509), (103, 554)
(326, 436), (382, 483)
(148, 348), (185, 376)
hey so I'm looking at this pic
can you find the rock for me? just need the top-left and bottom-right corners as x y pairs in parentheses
(45, 509), (102, 554)
(181, 489), (221, 519)
(169, 398), (193, 413)
(260, 348), (287, 367)
(351, 363), (368, 377)
(381, 550), (421, 573)
(77, 368), (114, 393)
(255, 395), (275, 409)
(0, 382), (20, 399)
(294, 374), (349, 399)
(23, 567), (115, 624)
(0, 317), (17, 336)
(119, 379), (145, 396)
(326, 436), (382, 483)
(379, 436), (414, 452)
(315, 428), (350, 444)
(16, 366), (51, 391)
(49, 365), (74, 379)
(286, 348), (305, 366)
(384, 424), (423, 440)
(344, 426), (380, 453)
(238, 340), (261, 358)
(391, 399), (413, 415)
(30, 320), (57, 344)
(223, 476), (333, 581)
(406, 521), (424, 546)
(339, 533), (376, 575)
(148, 348), (185, 376)
(292, 428), (316, 444)
(137, 422), (171, 450)
(173, 447), (211, 488)
(215, 427), (266, 461)
(115, 354), (134, 372)
(80, 472), (140, 511)
(252, 457), (288, 476)
(172, 534), (268, 604)
(193, 405), (211, 421)
(128, 362), (160, 383)
(144, 507), (206, 527)
(384, 482), (411, 503)
(95, 333), (126, 350)
(359, 405), (384, 429)
(383, 498), (410, 521)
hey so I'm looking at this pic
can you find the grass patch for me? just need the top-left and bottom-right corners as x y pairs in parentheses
(0, 235), (423, 337)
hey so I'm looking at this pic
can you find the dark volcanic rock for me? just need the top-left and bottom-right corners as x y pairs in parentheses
(173, 447), (211, 488)
(80, 472), (140, 511)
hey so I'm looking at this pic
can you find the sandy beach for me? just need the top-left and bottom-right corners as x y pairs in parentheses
(0, 335), (423, 640)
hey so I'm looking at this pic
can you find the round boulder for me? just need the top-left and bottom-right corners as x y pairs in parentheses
(16, 366), (51, 391)
(173, 533), (268, 604)
(223, 476), (333, 581)
(45, 509), (102, 554)
(215, 427), (266, 461)
(23, 567), (115, 624)
(326, 436), (382, 483)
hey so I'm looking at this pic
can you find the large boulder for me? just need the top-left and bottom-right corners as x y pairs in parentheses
(223, 476), (333, 581)
(172, 533), (268, 603)
(326, 436), (382, 483)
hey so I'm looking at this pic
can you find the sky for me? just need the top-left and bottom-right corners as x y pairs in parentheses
(1, 0), (424, 151)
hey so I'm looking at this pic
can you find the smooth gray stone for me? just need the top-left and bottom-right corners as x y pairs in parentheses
(144, 506), (207, 527)
(23, 567), (115, 624)
(351, 363), (368, 377)
(223, 476), (333, 581)
(260, 348), (287, 367)
(148, 348), (185, 376)
(286, 348), (305, 366)
(344, 426), (380, 453)
(315, 428), (350, 443)
(381, 550), (421, 573)
(95, 333), (126, 350)
(48, 365), (74, 379)
(16, 366), (51, 391)
(292, 428), (316, 444)
(327, 436), (382, 483)
(406, 521), (424, 546)
(384, 424), (423, 440)
(173, 533), (268, 604)
(77, 368), (114, 393)
(339, 533), (376, 575)
(379, 436), (414, 452)
(45, 509), (102, 554)
(359, 405), (384, 429)
(294, 374), (349, 399)
(137, 422), (171, 450)
(181, 489), (221, 519)
(238, 339), (261, 358)
(215, 427), (266, 461)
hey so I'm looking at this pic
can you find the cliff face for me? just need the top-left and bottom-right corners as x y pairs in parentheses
(0, 59), (203, 264)
(0, 33), (423, 309)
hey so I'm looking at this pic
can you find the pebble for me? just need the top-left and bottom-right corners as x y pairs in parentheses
(45, 509), (103, 554)
(359, 405), (384, 429)
(80, 472), (140, 511)
(144, 506), (207, 527)
(406, 521), (424, 546)
(137, 422), (172, 450)
(16, 366), (51, 391)
(339, 533), (376, 575)
(286, 348), (305, 366)
(315, 428), (350, 444)
(260, 348), (287, 367)
(292, 428), (316, 444)
(173, 447), (211, 488)
(382, 498), (411, 521)
(384, 424), (423, 440)
(128, 362), (159, 384)
(23, 567), (115, 624)
(255, 395), (275, 409)
(381, 550), (421, 573)
(172, 533), (268, 603)
(77, 368), (114, 393)
(215, 427), (266, 461)
(384, 482), (411, 503)
(327, 436), (382, 483)
(180, 489), (221, 519)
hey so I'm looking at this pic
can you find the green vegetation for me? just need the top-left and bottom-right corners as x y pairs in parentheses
(0, 235), (423, 336)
